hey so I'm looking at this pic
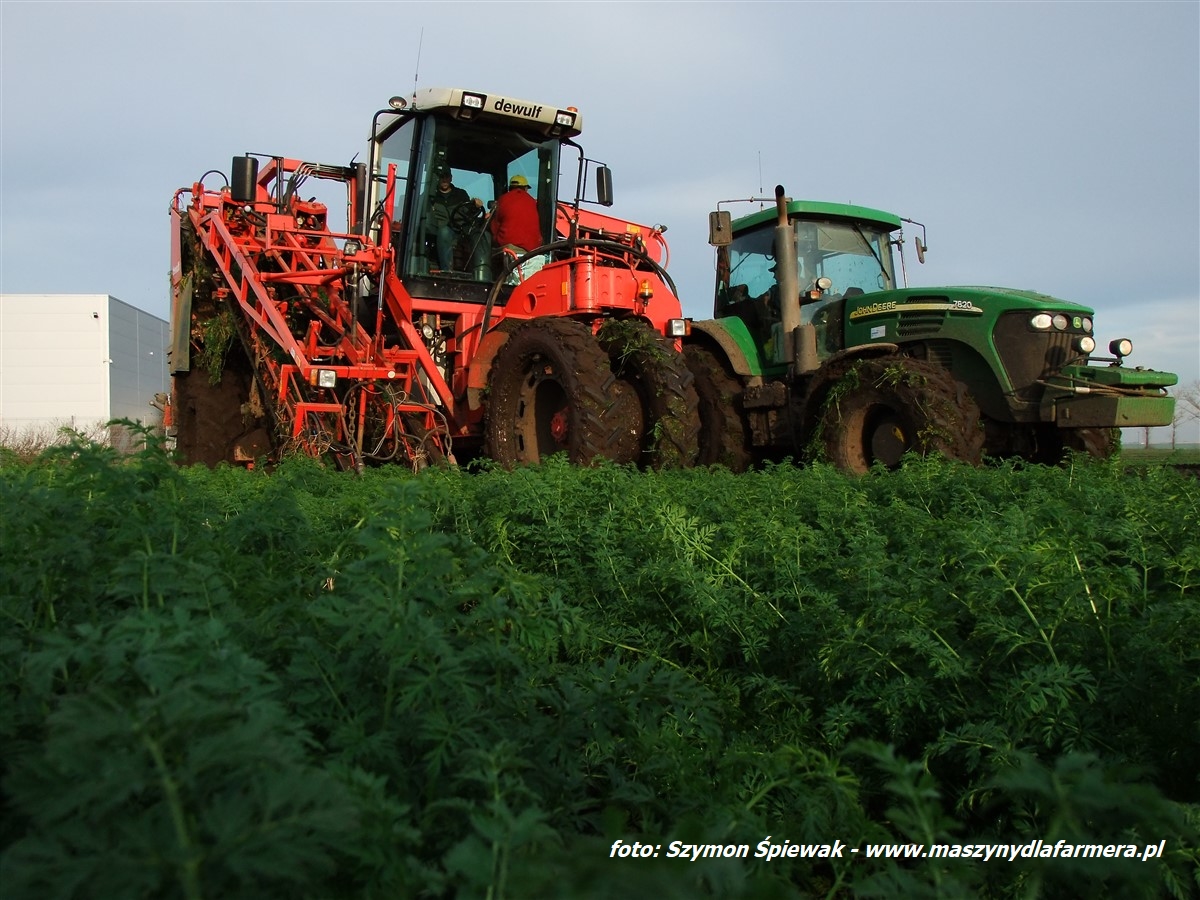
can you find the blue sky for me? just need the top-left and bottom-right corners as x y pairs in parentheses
(2, 0), (1197, 440)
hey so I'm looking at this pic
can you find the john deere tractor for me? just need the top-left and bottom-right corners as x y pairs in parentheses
(681, 186), (1177, 473)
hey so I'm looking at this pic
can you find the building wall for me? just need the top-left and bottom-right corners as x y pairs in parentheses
(108, 298), (170, 425)
(0, 294), (168, 443)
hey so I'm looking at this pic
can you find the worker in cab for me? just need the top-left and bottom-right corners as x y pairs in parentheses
(489, 174), (542, 256)
(427, 169), (483, 272)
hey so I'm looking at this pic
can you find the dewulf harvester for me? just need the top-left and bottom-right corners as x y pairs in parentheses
(168, 88), (699, 471)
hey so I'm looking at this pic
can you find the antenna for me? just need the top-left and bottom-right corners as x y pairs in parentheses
(757, 150), (763, 195)
(412, 28), (424, 102)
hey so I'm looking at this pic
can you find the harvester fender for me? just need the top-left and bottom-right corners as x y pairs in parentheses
(467, 328), (512, 411)
(687, 320), (761, 379)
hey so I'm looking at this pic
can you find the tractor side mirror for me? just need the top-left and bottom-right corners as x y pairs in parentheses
(915, 235), (927, 264)
(708, 210), (732, 247)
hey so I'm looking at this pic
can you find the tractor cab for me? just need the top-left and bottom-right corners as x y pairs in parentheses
(367, 88), (591, 303)
(712, 200), (904, 366)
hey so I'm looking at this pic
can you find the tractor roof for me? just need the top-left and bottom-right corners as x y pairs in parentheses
(732, 199), (903, 233)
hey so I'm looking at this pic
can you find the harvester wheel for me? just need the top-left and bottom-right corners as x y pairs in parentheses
(597, 321), (700, 469)
(682, 343), (752, 472)
(817, 357), (984, 474)
(484, 318), (613, 466)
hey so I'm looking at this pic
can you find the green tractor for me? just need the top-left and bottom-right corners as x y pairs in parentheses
(682, 186), (1177, 473)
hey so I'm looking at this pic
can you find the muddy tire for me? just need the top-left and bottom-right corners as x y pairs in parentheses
(1063, 426), (1120, 460)
(484, 318), (614, 466)
(1058, 426), (1121, 461)
(817, 357), (984, 474)
(597, 322), (700, 469)
(682, 343), (752, 472)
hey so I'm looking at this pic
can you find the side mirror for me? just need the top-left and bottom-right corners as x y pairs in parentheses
(708, 210), (732, 247)
(915, 236), (927, 264)
(231, 155), (259, 204)
(595, 166), (613, 207)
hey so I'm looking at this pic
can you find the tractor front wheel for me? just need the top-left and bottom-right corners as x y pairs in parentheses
(484, 318), (614, 466)
(1056, 426), (1121, 461)
(817, 357), (984, 474)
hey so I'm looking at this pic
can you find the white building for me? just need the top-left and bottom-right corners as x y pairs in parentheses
(0, 294), (169, 449)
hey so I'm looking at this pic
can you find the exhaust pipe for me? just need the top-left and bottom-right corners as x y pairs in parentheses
(773, 185), (805, 369)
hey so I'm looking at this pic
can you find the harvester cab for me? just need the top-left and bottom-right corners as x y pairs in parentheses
(169, 87), (699, 472)
(683, 186), (1178, 472)
(368, 89), (597, 291)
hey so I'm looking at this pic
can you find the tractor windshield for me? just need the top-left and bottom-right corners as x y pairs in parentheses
(718, 216), (897, 314)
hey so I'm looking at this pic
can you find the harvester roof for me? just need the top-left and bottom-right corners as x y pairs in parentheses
(403, 87), (584, 139)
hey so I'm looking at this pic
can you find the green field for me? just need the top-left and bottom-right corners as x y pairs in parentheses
(1, 438), (1197, 899)
(1122, 446), (1200, 466)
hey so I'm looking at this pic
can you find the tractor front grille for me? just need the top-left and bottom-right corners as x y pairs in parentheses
(897, 310), (947, 337)
(994, 312), (1084, 400)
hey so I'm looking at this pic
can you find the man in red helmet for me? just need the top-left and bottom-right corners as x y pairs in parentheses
(489, 173), (543, 254)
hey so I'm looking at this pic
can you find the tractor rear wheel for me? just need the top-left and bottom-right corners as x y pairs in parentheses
(597, 321), (700, 469)
(817, 357), (984, 474)
(484, 318), (614, 466)
(683, 343), (752, 472)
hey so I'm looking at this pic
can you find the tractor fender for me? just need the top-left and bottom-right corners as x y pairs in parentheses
(817, 343), (899, 372)
(467, 329), (512, 411)
(686, 319), (762, 382)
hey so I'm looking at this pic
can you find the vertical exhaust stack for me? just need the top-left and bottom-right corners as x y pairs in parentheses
(773, 184), (813, 372)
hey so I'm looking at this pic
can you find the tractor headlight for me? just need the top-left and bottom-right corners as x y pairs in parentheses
(1030, 313), (1053, 330)
(1076, 336), (1096, 354)
(1082, 316), (1093, 333)
(1110, 338), (1133, 359)
(1052, 314), (1069, 331)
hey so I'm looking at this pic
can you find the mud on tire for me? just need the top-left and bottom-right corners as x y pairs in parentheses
(598, 321), (700, 469)
(1058, 426), (1121, 461)
(814, 356), (984, 474)
(484, 318), (614, 467)
(682, 343), (752, 472)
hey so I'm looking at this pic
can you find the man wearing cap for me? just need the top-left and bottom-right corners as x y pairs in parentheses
(489, 174), (543, 254)
(427, 169), (482, 271)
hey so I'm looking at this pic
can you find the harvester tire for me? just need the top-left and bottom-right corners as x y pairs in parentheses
(817, 357), (984, 474)
(484, 318), (614, 467)
(682, 343), (752, 472)
(598, 322), (700, 469)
